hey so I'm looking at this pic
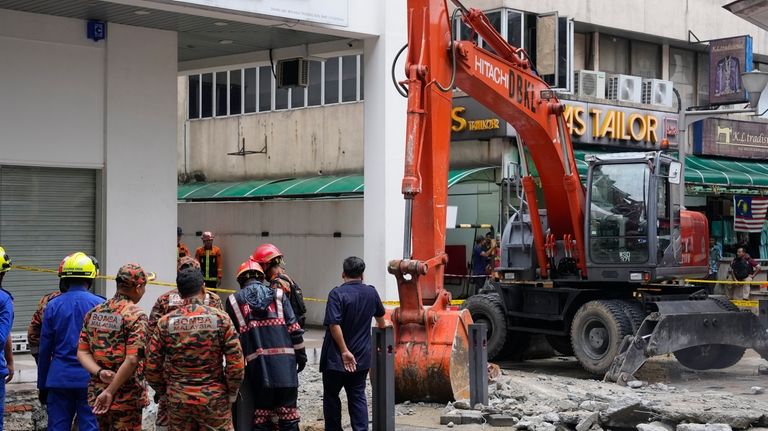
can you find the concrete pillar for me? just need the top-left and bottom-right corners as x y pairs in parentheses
(662, 43), (670, 80)
(104, 23), (178, 310)
(363, 0), (407, 302)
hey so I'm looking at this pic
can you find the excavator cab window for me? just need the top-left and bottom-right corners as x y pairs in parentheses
(588, 163), (651, 264)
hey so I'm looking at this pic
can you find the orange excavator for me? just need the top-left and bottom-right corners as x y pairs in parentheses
(389, 0), (768, 403)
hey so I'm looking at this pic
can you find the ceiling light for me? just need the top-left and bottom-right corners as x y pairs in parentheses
(214, 21), (228, 26)
(134, 10), (151, 15)
(218, 40), (234, 45)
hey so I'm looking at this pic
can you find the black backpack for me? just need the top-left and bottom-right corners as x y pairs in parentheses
(278, 274), (307, 327)
(732, 257), (752, 280)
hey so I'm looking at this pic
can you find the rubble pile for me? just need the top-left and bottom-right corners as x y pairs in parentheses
(439, 370), (768, 430)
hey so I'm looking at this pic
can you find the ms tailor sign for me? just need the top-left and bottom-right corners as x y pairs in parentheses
(693, 118), (768, 159)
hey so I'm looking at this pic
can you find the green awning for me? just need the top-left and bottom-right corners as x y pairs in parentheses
(571, 150), (768, 189)
(178, 167), (497, 201)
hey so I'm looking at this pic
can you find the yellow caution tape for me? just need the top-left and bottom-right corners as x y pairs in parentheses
(684, 278), (768, 285)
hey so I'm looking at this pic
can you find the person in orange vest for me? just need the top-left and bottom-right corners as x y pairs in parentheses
(195, 231), (223, 288)
(177, 227), (190, 262)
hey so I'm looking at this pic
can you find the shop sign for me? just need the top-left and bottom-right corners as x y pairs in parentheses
(451, 96), (514, 141)
(708, 35), (752, 106)
(562, 101), (679, 149)
(692, 118), (768, 159)
(168, 0), (349, 26)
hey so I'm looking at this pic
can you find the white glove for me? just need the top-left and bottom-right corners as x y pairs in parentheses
(746, 276), (753, 282)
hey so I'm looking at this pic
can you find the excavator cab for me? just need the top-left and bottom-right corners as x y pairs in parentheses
(584, 152), (704, 282)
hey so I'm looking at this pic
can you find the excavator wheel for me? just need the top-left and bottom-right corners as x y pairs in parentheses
(546, 335), (574, 356)
(462, 293), (530, 360)
(673, 296), (746, 370)
(571, 300), (634, 375)
(616, 300), (646, 334)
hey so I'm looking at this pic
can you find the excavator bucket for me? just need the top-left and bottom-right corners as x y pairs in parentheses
(389, 259), (473, 402)
(605, 296), (768, 384)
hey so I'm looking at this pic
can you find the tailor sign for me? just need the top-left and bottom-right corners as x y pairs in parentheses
(451, 96), (514, 141)
(562, 101), (679, 149)
(168, 0), (348, 26)
(708, 35), (752, 106)
(692, 118), (768, 159)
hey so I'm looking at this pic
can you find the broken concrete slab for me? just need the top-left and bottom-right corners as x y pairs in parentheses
(484, 413), (518, 427)
(637, 421), (675, 431)
(676, 424), (732, 431)
(459, 410), (485, 425)
(440, 412), (462, 425)
(601, 398), (654, 429)
(575, 412), (599, 431)
(579, 401), (609, 412)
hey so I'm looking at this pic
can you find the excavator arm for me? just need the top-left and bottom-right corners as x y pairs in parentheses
(390, 0), (586, 402)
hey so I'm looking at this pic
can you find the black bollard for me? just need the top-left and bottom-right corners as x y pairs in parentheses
(469, 323), (488, 407)
(371, 326), (395, 431)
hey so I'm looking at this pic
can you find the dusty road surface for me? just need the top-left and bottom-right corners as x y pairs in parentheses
(299, 350), (768, 430)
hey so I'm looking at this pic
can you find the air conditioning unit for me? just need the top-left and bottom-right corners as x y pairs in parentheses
(642, 79), (674, 107)
(574, 70), (606, 98)
(277, 58), (309, 88)
(607, 74), (642, 103)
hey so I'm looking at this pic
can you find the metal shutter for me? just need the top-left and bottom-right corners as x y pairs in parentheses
(0, 166), (96, 333)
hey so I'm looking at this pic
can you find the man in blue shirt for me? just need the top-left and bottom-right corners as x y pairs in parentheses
(471, 236), (491, 292)
(320, 257), (387, 431)
(38, 252), (103, 431)
(0, 247), (14, 431)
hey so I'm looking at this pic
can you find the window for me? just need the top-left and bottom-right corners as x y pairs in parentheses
(630, 41), (660, 79)
(186, 54), (364, 119)
(230, 69), (242, 115)
(669, 48), (696, 108)
(341, 55), (357, 102)
(215, 71), (227, 116)
(307, 60), (322, 106)
(188, 75), (200, 119)
(201, 73), (213, 118)
(258, 66), (272, 112)
(244, 68), (256, 113)
(589, 163), (650, 264)
(506, 10), (523, 49)
(600, 35), (630, 75)
(325, 57), (340, 104)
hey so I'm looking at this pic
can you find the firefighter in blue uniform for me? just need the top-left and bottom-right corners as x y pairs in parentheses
(38, 252), (103, 431)
(0, 247), (14, 431)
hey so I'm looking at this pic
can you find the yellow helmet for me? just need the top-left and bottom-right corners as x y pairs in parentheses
(0, 247), (11, 273)
(59, 252), (99, 279)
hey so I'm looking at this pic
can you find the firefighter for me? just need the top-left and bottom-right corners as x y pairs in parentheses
(77, 264), (152, 431)
(195, 231), (223, 288)
(227, 258), (306, 431)
(28, 254), (72, 364)
(38, 252), (103, 431)
(0, 247), (14, 431)
(251, 244), (306, 328)
(146, 267), (244, 430)
(148, 255), (222, 431)
(177, 227), (190, 261)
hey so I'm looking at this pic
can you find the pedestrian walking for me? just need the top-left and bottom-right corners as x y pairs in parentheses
(177, 227), (190, 261)
(251, 244), (307, 328)
(320, 257), (388, 431)
(38, 252), (103, 431)
(227, 258), (306, 431)
(146, 267), (244, 430)
(77, 264), (152, 430)
(148, 256), (223, 431)
(195, 231), (223, 288)
(728, 247), (761, 300)
(0, 247), (14, 431)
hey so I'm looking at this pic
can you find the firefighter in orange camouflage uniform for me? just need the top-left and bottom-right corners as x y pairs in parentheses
(148, 256), (224, 431)
(77, 264), (152, 430)
(28, 255), (71, 363)
(147, 267), (244, 431)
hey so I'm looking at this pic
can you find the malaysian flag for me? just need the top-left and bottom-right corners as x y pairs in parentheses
(734, 196), (768, 233)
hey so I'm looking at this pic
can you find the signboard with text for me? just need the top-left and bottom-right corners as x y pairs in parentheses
(562, 100), (679, 149)
(451, 96), (513, 141)
(708, 35), (752, 106)
(692, 118), (768, 159)
(168, 0), (349, 26)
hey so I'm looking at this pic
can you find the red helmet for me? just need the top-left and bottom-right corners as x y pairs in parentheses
(201, 231), (214, 240)
(236, 259), (264, 283)
(251, 244), (283, 264)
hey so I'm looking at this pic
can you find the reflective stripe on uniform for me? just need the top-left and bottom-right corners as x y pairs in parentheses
(228, 295), (246, 329)
(276, 289), (284, 319)
(244, 347), (295, 362)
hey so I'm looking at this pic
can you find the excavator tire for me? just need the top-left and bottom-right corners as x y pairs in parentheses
(462, 293), (530, 360)
(616, 300), (647, 334)
(546, 335), (574, 356)
(672, 296), (746, 370)
(571, 300), (634, 375)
